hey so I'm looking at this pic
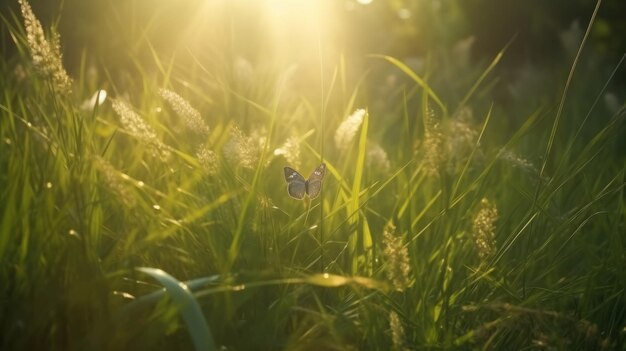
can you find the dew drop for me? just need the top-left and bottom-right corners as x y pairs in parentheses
(113, 291), (135, 299)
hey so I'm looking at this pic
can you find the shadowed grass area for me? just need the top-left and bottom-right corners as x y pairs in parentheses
(1, 0), (625, 350)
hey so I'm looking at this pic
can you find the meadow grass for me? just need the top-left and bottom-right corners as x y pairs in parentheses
(1, 1), (625, 350)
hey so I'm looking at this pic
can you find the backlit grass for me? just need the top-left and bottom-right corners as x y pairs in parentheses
(1, 1), (625, 350)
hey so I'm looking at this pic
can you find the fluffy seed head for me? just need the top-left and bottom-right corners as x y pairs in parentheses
(498, 149), (539, 176)
(196, 144), (219, 175)
(158, 88), (209, 137)
(382, 223), (411, 291)
(421, 107), (481, 177)
(366, 141), (391, 174)
(19, 0), (72, 95)
(112, 100), (170, 160)
(223, 126), (261, 169)
(421, 109), (445, 177)
(335, 108), (366, 151)
(274, 136), (301, 170)
(472, 198), (499, 260)
(443, 108), (481, 174)
(389, 311), (406, 350)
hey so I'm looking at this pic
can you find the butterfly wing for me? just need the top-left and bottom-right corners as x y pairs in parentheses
(284, 167), (306, 199)
(305, 163), (326, 199)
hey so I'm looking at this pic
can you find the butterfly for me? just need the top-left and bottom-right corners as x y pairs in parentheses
(283, 163), (326, 200)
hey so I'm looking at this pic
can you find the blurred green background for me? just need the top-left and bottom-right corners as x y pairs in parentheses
(2, 0), (625, 127)
(2, 0), (625, 84)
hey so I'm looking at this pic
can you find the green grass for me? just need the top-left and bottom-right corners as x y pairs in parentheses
(1, 1), (625, 350)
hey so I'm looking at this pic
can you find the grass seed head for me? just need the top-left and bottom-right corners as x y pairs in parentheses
(158, 88), (209, 137)
(196, 144), (219, 175)
(421, 109), (445, 178)
(335, 108), (366, 151)
(366, 141), (391, 174)
(472, 198), (499, 260)
(498, 149), (536, 172)
(274, 136), (301, 170)
(445, 108), (479, 172)
(112, 99), (170, 160)
(389, 311), (406, 351)
(223, 126), (261, 169)
(498, 149), (546, 181)
(383, 223), (411, 292)
(19, 0), (72, 95)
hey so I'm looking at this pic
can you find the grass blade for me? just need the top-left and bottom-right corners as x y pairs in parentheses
(136, 267), (216, 351)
